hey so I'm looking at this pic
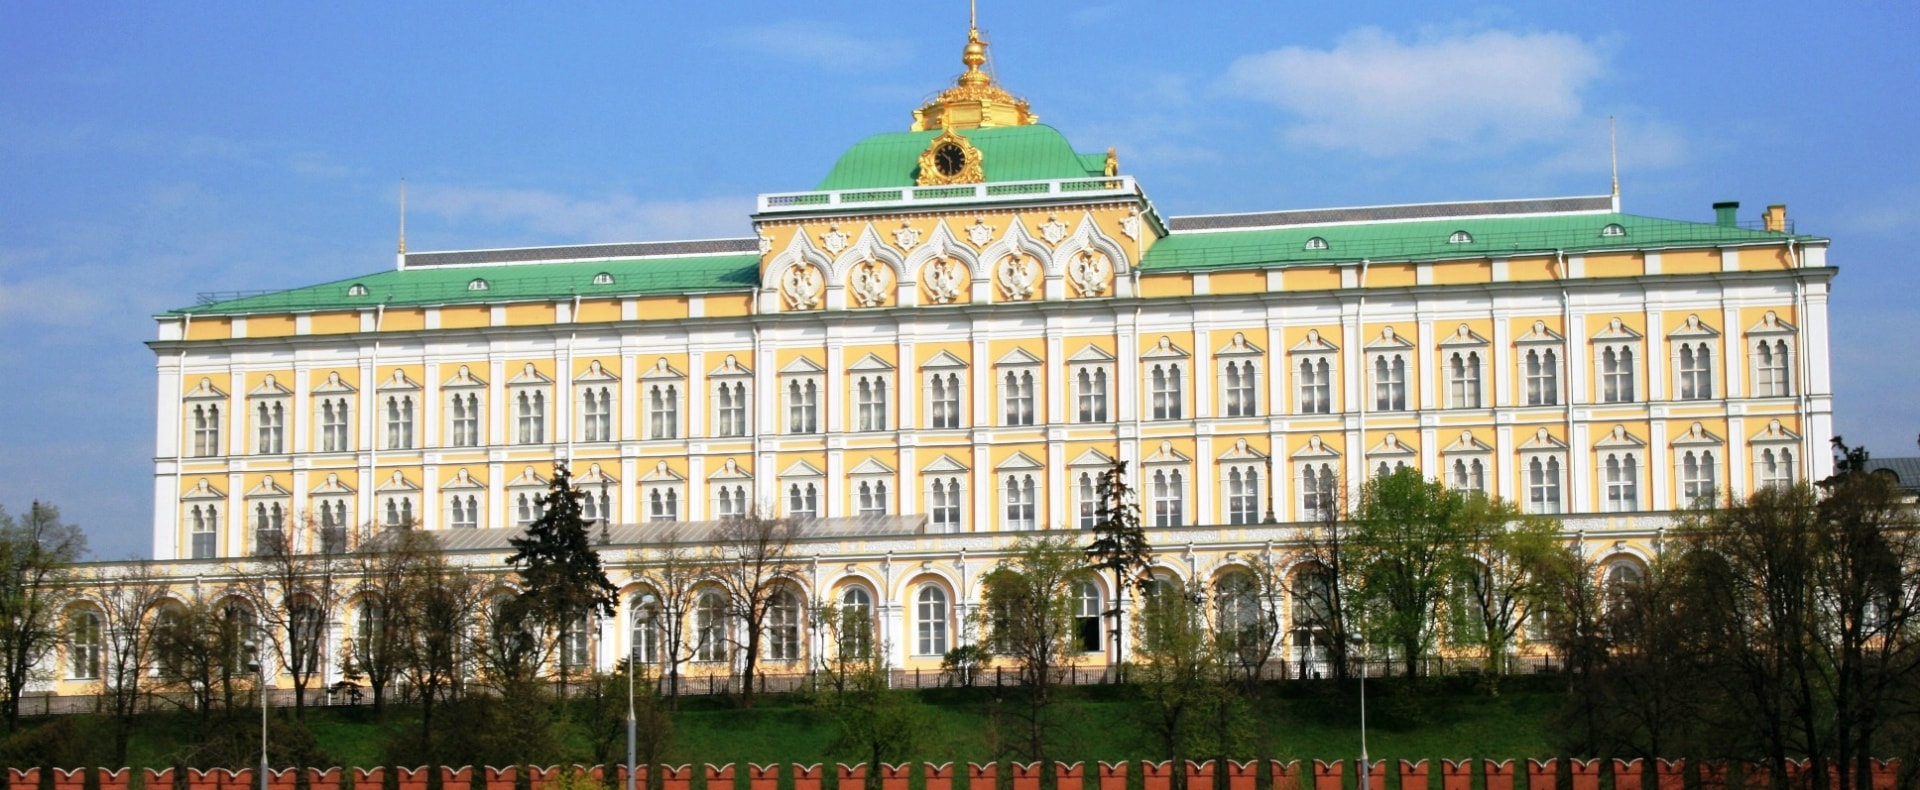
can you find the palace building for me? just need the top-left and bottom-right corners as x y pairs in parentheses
(130, 22), (1834, 689)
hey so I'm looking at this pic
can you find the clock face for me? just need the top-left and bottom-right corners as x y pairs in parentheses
(934, 143), (967, 177)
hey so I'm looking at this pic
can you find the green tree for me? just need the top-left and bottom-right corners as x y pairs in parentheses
(1085, 460), (1151, 679)
(1132, 577), (1230, 771)
(812, 615), (927, 788)
(979, 534), (1086, 762)
(399, 534), (486, 754)
(1350, 467), (1476, 677)
(0, 501), (86, 734)
(708, 510), (801, 708)
(506, 461), (619, 700)
(88, 559), (171, 763)
(238, 512), (347, 717)
(1459, 500), (1564, 680)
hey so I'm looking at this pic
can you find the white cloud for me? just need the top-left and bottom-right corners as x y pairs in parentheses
(726, 21), (912, 73)
(0, 275), (106, 328)
(411, 185), (754, 243)
(1223, 27), (1608, 156)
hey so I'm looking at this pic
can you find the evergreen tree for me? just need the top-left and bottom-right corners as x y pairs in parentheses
(1085, 460), (1151, 679)
(505, 461), (618, 699)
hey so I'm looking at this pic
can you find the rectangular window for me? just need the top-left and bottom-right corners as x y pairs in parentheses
(787, 482), (819, 520)
(928, 372), (962, 429)
(856, 375), (889, 432)
(252, 501), (286, 556)
(385, 395), (415, 450)
(713, 484), (746, 519)
(787, 379), (820, 434)
(1076, 471), (1098, 530)
(1603, 452), (1639, 513)
(581, 385), (613, 442)
(1074, 367), (1110, 423)
(1600, 345), (1636, 403)
(1754, 339), (1791, 397)
(855, 480), (888, 516)
(320, 397), (352, 452)
(1450, 457), (1487, 493)
(1527, 456), (1563, 514)
(1299, 463), (1336, 521)
(930, 477), (962, 532)
(191, 404), (221, 457)
(1677, 342), (1714, 400)
(648, 383), (679, 439)
(1680, 450), (1718, 502)
(188, 505), (218, 559)
(647, 488), (681, 522)
(1001, 369), (1036, 426)
(69, 613), (101, 680)
(254, 399), (285, 454)
(1446, 351), (1482, 409)
(1150, 468), (1185, 527)
(1524, 348), (1559, 406)
(1372, 354), (1408, 411)
(1225, 465), (1261, 525)
(1296, 356), (1332, 414)
(447, 392), (479, 447)
(1757, 447), (1795, 489)
(1149, 363), (1184, 420)
(514, 491), (546, 526)
(448, 494), (479, 529)
(715, 380), (749, 437)
(1004, 474), (1037, 530)
(514, 390), (547, 444)
(1222, 360), (1258, 417)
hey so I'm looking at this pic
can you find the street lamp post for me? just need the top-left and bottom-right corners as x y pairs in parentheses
(628, 594), (657, 790)
(1350, 633), (1368, 790)
(254, 626), (269, 790)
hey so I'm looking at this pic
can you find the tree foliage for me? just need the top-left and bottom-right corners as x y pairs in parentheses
(0, 501), (86, 734)
(979, 534), (1087, 762)
(1350, 468), (1477, 677)
(708, 510), (801, 708)
(1086, 460), (1151, 675)
(505, 461), (619, 698)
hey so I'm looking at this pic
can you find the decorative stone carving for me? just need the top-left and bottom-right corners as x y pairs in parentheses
(924, 258), (963, 304)
(1121, 208), (1141, 241)
(758, 234), (773, 255)
(892, 222), (921, 251)
(849, 260), (891, 308)
(997, 253), (1039, 301)
(819, 225), (850, 255)
(1037, 213), (1068, 245)
(781, 262), (824, 310)
(967, 217), (996, 248)
(1068, 250), (1111, 297)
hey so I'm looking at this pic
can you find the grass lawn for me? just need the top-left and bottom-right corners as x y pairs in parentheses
(6, 677), (1569, 771)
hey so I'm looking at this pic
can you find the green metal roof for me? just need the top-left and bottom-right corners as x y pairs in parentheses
(816, 125), (1105, 190)
(169, 253), (761, 316)
(1141, 213), (1822, 272)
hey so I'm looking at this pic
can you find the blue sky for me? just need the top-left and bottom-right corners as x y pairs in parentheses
(3, 2), (1915, 559)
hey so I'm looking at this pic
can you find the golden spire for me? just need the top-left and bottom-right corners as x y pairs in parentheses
(910, 2), (1037, 132)
(1609, 116), (1620, 198)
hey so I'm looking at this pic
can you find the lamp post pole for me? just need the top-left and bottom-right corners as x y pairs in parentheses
(1351, 634), (1368, 790)
(259, 626), (270, 790)
(629, 594), (657, 790)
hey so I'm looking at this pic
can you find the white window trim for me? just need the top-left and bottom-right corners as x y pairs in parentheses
(922, 456), (969, 534)
(1067, 449), (1116, 531)
(576, 360), (621, 443)
(781, 358), (826, 435)
(442, 365), (485, 449)
(1747, 312), (1798, 399)
(1143, 442), (1191, 528)
(710, 355), (754, 439)
(1750, 419), (1802, 490)
(996, 349), (1042, 427)
(1515, 339), (1563, 408)
(848, 458), (895, 518)
(1143, 337), (1190, 422)
(641, 461), (686, 523)
(922, 353), (968, 431)
(781, 461), (825, 521)
(1069, 361), (1114, 424)
(1216, 332), (1265, 419)
(1292, 436), (1341, 522)
(1366, 327), (1413, 412)
(1668, 314), (1721, 402)
(1592, 319), (1643, 405)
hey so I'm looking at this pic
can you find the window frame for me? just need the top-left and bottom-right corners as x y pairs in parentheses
(1290, 329), (1338, 416)
(709, 355), (753, 439)
(914, 584), (951, 657)
(1592, 319), (1643, 405)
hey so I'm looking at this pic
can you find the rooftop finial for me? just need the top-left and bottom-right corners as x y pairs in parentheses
(909, 0), (1037, 131)
(397, 178), (407, 255)
(1609, 116), (1619, 199)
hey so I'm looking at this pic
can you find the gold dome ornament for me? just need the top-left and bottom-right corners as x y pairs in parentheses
(917, 128), (985, 186)
(909, 19), (1037, 132)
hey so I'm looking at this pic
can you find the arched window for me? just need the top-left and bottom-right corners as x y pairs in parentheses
(915, 585), (949, 656)
(766, 589), (802, 662)
(694, 590), (728, 662)
(1075, 580), (1103, 653)
(1304, 236), (1329, 251)
(1682, 450), (1718, 503)
(629, 592), (660, 665)
(1448, 230), (1473, 244)
(69, 609), (102, 680)
(839, 586), (875, 659)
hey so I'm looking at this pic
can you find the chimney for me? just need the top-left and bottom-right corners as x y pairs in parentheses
(1763, 204), (1788, 233)
(1713, 201), (1740, 228)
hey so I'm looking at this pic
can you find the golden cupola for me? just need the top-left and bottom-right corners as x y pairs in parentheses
(909, 25), (1038, 131)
